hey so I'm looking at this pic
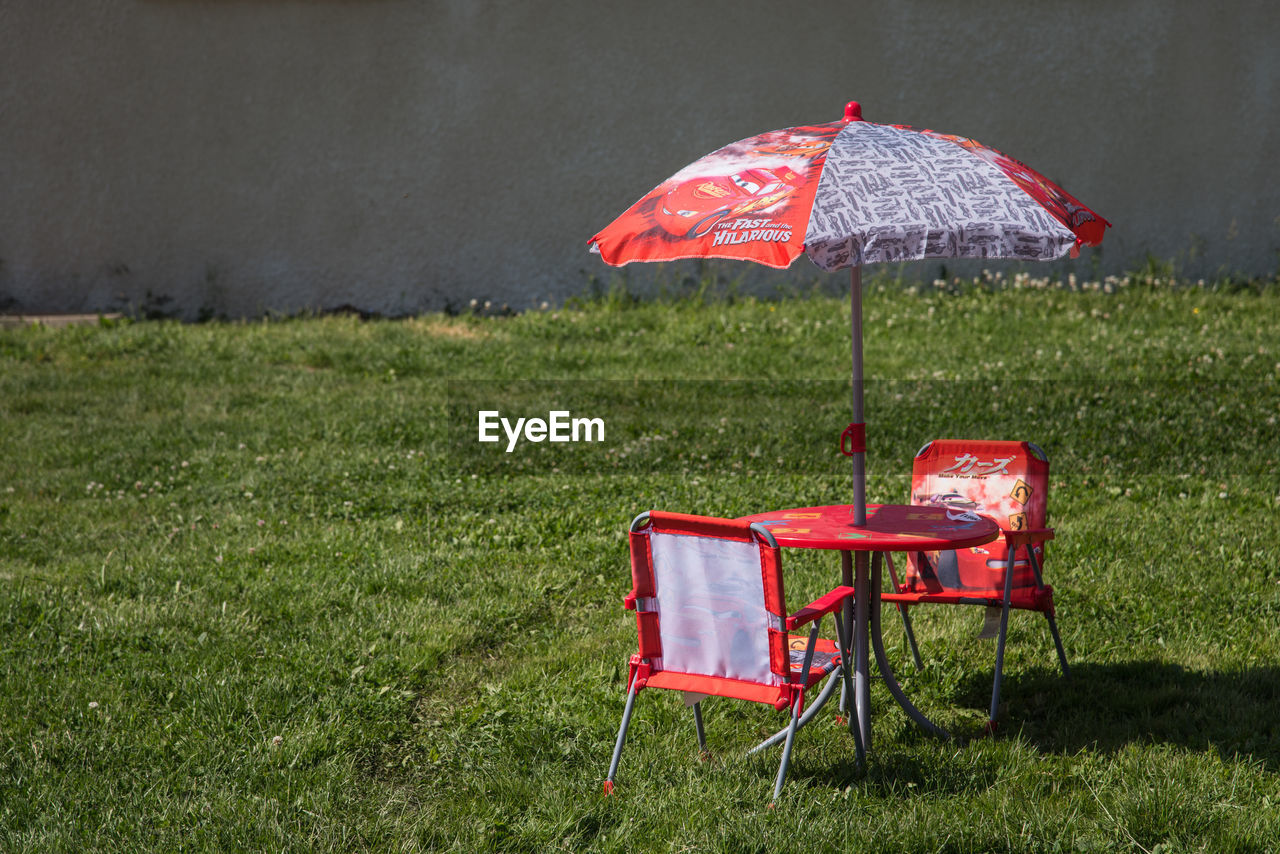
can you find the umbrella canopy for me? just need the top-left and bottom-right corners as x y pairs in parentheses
(589, 102), (1109, 521)
(590, 102), (1107, 271)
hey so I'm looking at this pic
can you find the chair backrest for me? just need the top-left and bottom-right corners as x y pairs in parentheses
(628, 512), (790, 687)
(905, 440), (1049, 596)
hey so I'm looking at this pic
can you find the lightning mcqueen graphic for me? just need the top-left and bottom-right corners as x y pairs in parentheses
(654, 166), (803, 238)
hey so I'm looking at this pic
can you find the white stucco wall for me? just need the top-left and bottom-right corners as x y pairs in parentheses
(1, 2), (1276, 317)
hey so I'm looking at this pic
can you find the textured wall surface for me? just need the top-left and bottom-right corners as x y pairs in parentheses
(1, 2), (1276, 317)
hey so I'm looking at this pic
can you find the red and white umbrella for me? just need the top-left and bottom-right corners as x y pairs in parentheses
(589, 102), (1109, 523)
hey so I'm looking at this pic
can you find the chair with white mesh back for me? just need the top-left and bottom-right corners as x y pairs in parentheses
(604, 510), (859, 802)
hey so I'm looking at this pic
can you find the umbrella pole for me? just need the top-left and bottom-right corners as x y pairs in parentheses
(848, 264), (872, 752)
(849, 265), (866, 526)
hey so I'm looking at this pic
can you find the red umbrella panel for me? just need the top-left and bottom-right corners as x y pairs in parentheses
(591, 122), (844, 269)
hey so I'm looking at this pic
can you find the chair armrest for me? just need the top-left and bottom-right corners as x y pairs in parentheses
(1002, 527), (1055, 550)
(786, 585), (856, 631)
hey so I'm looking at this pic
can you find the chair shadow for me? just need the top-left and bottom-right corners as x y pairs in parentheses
(744, 661), (1280, 795)
(950, 660), (1280, 771)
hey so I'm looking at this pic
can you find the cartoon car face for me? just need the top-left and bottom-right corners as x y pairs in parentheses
(655, 166), (803, 238)
(915, 491), (979, 510)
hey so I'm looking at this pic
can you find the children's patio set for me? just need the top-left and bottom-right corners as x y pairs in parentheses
(587, 102), (1109, 799)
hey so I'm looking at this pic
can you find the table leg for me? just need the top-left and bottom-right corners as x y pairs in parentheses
(840, 550), (869, 763)
(870, 552), (951, 740)
(853, 551), (871, 757)
(839, 551), (853, 718)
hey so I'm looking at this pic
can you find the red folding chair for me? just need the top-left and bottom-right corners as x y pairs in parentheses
(881, 440), (1070, 731)
(605, 511), (859, 802)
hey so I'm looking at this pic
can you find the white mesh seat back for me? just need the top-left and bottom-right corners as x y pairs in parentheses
(649, 531), (779, 686)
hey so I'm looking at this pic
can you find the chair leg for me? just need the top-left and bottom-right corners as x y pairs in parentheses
(899, 604), (924, 670)
(605, 675), (640, 794)
(988, 607), (1011, 731)
(1025, 543), (1070, 679)
(692, 701), (708, 757)
(988, 550), (1017, 731)
(774, 622), (821, 801)
(1045, 612), (1070, 679)
(884, 552), (923, 670)
(773, 692), (803, 802)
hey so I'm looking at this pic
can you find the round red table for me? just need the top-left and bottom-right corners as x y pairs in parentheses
(737, 502), (1000, 552)
(737, 504), (1001, 757)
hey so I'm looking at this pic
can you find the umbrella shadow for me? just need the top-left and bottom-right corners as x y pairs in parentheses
(957, 661), (1280, 771)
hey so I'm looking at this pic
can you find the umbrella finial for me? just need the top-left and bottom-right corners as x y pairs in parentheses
(844, 101), (863, 122)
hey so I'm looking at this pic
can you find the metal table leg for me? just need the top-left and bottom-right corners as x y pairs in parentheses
(869, 552), (951, 740)
(839, 551), (853, 718)
(853, 551), (871, 757)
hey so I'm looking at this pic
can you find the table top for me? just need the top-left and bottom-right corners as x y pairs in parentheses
(737, 503), (1001, 551)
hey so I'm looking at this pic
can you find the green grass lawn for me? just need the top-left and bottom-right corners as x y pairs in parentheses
(2, 276), (1279, 851)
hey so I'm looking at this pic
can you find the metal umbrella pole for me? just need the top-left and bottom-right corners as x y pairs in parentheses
(842, 265), (872, 754)
(849, 264), (866, 527)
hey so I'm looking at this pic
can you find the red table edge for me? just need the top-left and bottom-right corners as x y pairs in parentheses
(736, 503), (1002, 552)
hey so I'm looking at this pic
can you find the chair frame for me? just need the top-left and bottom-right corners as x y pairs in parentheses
(881, 440), (1070, 731)
(605, 511), (858, 801)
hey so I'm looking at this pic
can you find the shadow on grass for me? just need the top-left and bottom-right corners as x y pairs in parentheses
(965, 661), (1280, 770)
(596, 661), (1280, 798)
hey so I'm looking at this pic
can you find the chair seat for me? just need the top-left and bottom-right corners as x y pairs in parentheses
(883, 583), (1055, 613)
(788, 635), (840, 679)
